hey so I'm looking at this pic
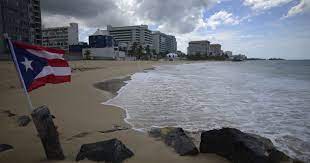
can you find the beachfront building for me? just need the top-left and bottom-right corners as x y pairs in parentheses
(210, 44), (222, 56)
(152, 31), (177, 54)
(224, 51), (233, 59)
(107, 25), (152, 49)
(67, 42), (89, 60)
(42, 23), (79, 51)
(82, 29), (125, 60)
(89, 29), (117, 48)
(30, 0), (42, 45)
(225, 51), (233, 57)
(0, 0), (42, 59)
(187, 40), (210, 55)
(0, 0), (42, 44)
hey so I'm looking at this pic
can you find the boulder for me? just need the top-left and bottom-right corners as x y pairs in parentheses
(17, 115), (31, 127)
(76, 138), (134, 162)
(200, 128), (303, 163)
(149, 127), (199, 156)
(0, 144), (13, 153)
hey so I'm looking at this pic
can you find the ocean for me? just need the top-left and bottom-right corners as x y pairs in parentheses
(105, 60), (310, 161)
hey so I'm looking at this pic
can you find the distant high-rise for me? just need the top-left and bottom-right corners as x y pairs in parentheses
(1, 0), (31, 42)
(152, 31), (177, 54)
(0, 0), (42, 59)
(107, 25), (152, 48)
(42, 23), (79, 51)
(30, 0), (42, 45)
(187, 40), (210, 55)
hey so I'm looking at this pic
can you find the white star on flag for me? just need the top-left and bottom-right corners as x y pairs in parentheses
(21, 57), (33, 72)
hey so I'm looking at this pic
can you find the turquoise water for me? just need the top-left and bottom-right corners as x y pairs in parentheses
(105, 60), (310, 161)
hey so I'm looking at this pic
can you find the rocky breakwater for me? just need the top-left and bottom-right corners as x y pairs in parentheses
(149, 127), (303, 163)
(200, 128), (303, 163)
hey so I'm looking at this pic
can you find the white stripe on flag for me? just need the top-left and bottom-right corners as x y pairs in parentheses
(35, 66), (71, 79)
(26, 49), (64, 60)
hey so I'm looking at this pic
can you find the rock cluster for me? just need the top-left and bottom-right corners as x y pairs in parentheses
(149, 127), (199, 156)
(17, 115), (31, 127)
(76, 138), (134, 163)
(148, 127), (303, 163)
(200, 128), (303, 163)
(0, 144), (13, 153)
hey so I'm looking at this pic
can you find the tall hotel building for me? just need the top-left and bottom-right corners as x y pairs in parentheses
(152, 31), (177, 54)
(42, 23), (79, 51)
(107, 25), (152, 48)
(0, 0), (42, 58)
(0, 0), (41, 43)
(30, 0), (42, 45)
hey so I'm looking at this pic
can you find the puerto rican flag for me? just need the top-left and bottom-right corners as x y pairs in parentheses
(11, 41), (71, 92)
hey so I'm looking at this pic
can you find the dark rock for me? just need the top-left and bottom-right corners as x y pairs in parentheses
(149, 127), (162, 138)
(149, 127), (199, 156)
(0, 144), (13, 152)
(200, 128), (303, 163)
(76, 138), (134, 162)
(17, 115), (31, 127)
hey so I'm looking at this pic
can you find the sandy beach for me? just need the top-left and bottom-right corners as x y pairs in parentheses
(0, 60), (228, 163)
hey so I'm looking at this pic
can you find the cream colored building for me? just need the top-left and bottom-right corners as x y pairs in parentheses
(187, 40), (210, 55)
(42, 23), (79, 51)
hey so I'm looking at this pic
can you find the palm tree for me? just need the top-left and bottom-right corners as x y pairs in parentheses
(145, 45), (151, 60)
(130, 42), (138, 57)
(152, 49), (157, 60)
(137, 45), (143, 60)
(84, 49), (91, 60)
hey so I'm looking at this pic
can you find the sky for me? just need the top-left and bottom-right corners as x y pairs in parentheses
(41, 0), (310, 59)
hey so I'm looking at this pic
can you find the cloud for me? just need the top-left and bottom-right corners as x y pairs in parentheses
(283, 0), (310, 18)
(243, 0), (310, 19)
(243, 0), (293, 10)
(205, 11), (240, 30)
(41, 0), (219, 34)
(134, 0), (218, 34)
(41, 0), (135, 28)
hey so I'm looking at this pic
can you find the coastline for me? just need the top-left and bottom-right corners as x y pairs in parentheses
(0, 60), (228, 163)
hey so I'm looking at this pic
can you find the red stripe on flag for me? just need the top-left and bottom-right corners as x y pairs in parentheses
(47, 59), (69, 67)
(13, 41), (65, 55)
(28, 75), (71, 92)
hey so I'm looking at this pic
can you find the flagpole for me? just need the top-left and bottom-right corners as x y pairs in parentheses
(3, 34), (34, 112)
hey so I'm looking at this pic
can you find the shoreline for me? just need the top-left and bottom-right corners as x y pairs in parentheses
(92, 61), (307, 162)
(94, 65), (207, 147)
(94, 75), (144, 132)
(0, 60), (229, 163)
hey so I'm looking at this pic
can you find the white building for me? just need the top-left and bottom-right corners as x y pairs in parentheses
(82, 48), (125, 60)
(42, 23), (79, 51)
(187, 40), (210, 55)
(152, 31), (177, 54)
(107, 25), (152, 49)
(225, 51), (233, 57)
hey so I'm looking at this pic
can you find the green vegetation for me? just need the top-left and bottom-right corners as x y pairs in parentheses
(84, 49), (91, 60)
